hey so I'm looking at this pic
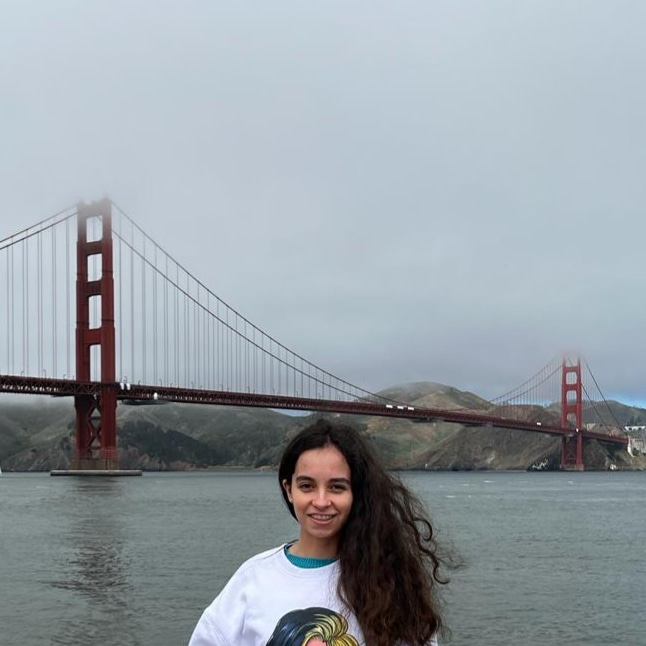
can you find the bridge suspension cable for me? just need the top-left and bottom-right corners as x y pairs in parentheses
(0, 207), (77, 380)
(581, 359), (624, 433)
(110, 201), (388, 404)
(0, 205), (77, 249)
(490, 357), (563, 406)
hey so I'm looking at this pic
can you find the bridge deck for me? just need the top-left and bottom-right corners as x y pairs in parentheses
(0, 374), (628, 447)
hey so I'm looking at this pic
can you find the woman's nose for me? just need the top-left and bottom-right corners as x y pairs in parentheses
(313, 489), (331, 506)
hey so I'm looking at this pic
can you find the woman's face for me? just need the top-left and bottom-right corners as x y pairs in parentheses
(283, 444), (353, 558)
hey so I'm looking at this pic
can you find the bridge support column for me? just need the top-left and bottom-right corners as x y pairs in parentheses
(560, 358), (584, 471)
(72, 199), (119, 470)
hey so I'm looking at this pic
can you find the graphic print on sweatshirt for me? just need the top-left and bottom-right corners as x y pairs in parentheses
(266, 607), (359, 646)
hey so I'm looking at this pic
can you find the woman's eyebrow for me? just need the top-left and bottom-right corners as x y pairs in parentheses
(294, 475), (350, 484)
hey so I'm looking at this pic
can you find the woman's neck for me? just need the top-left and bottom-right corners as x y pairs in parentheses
(289, 538), (339, 560)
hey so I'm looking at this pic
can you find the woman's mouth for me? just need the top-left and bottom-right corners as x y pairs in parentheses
(309, 513), (335, 522)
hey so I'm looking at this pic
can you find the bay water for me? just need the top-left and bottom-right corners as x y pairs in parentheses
(1, 470), (644, 645)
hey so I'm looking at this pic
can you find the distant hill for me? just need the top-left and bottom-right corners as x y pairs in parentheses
(0, 398), (307, 471)
(0, 382), (643, 471)
(379, 382), (493, 411)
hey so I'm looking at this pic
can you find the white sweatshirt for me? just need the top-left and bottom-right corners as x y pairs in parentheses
(188, 544), (439, 646)
(187, 545), (364, 645)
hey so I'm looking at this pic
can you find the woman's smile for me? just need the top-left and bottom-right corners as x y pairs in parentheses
(309, 512), (336, 522)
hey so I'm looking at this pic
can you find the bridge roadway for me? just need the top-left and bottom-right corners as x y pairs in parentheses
(0, 374), (629, 448)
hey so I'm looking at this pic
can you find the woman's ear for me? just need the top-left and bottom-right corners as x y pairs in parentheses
(282, 478), (293, 502)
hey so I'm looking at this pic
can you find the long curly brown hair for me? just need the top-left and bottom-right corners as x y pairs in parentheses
(278, 419), (451, 646)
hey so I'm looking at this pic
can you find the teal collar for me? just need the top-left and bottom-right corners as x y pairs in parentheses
(283, 543), (338, 569)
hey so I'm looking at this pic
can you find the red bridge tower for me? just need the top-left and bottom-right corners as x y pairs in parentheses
(560, 357), (584, 471)
(72, 199), (118, 470)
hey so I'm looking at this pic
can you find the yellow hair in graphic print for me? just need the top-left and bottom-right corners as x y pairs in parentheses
(266, 607), (359, 646)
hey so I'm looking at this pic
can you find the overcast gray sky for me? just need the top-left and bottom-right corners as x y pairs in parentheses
(2, 1), (645, 403)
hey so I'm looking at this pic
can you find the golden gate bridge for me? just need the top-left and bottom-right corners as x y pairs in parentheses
(0, 199), (630, 471)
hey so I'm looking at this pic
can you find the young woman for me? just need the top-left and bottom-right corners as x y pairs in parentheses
(188, 419), (450, 646)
